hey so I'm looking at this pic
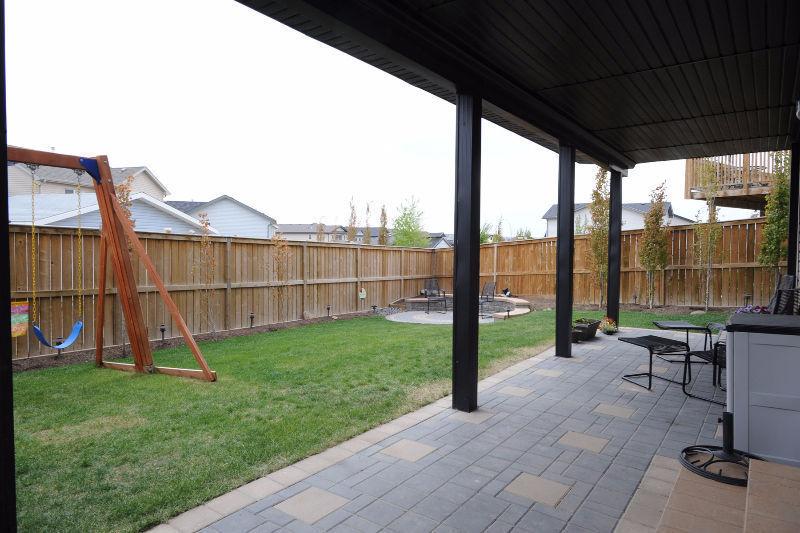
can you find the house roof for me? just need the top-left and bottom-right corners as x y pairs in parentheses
(276, 224), (346, 234)
(9, 192), (218, 233)
(542, 202), (679, 220)
(11, 162), (170, 195)
(355, 227), (390, 238)
(166, 195), (277, 224)
(240, 1), (800, 168)
(165, 200), (206, 213)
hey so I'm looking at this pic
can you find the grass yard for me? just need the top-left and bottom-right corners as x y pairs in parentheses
(574, 309), (730, 329)
(13, 307), (732, 532)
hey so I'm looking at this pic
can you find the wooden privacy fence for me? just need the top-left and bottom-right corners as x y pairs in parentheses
(9, 225), (435, 360)
(434, 217), (782, 309)
(9, 217), (781, 360)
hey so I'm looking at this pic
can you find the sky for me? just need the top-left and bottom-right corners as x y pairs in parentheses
(6, 0), (757, 237)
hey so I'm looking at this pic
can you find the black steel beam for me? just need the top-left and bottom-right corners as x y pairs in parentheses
(555, 143), (575, 357)
(452, 93), (481, 412)
(607, 169), (622, 324)
(0, 0), (18, 529)
(789, 141), (799, 280)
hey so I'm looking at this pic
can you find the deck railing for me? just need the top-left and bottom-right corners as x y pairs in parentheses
(684, 152), (779, 201)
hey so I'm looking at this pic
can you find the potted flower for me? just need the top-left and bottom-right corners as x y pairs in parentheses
(599, 316), (618, 335)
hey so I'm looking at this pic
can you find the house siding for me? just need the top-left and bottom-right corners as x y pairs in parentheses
(8, 165), (166, 200)
(126, 171), (166, 200)
(545, 207), (693, 237)
(190, 198), (275, 239)
(55, 200), (202, 235)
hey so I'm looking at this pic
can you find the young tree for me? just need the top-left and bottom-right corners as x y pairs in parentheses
(378, 205), (389, 245)
(480, 223), (492, 244)
(363, 204), (372, 245)
(315, 222), (325, 242)
(491, 217), (504, 243)
(114, 175), (135, 228)
(272, 233), (291, 321)
(574, 214), (588, 235)
(639, 182), (669, 309)
(587, 167), (610, 308)
(758, 150), (791, 281)
(196, 212), (217, 331)
(693, 162), (722, 311)
(515, 227), (533, 240)
(392, 198), (428, 247)
(346, 199), (357, 242)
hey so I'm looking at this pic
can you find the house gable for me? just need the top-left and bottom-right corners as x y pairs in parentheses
(187, 196), (276, 239)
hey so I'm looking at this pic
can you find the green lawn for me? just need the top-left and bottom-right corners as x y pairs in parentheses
(13, 308), (731, 532)
(574, 309), (730, 329)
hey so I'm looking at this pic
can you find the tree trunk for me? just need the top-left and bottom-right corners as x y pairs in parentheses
(704, 252), (712, 311)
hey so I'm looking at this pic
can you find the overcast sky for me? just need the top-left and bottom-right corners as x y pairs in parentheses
(6, 0), (756, 236)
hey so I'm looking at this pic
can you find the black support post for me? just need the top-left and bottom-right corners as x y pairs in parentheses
(452, 93), (481, 412)
(555, 143), (575, 357)
(788, 141), (799, 281)
(0, 0), (18, 529)
(607, 169), (622, 324)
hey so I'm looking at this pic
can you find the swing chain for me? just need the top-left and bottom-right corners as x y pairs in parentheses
(28, 164), (40, 325)
(74, 169), (84, 318)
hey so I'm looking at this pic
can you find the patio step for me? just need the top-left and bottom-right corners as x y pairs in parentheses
(743, 460), (800, 532)
(615, 455), (681, 532)
(654, 463), (746, 532)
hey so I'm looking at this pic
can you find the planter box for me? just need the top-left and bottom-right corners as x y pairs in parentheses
(573, 319), (601, 341)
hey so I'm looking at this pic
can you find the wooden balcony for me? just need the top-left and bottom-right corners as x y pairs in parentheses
(684, 152), (780, 211)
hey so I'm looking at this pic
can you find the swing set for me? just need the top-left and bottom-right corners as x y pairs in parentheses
(12, 146), (216, 382)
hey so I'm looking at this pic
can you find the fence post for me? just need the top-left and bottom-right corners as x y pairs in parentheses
(400, 249), (405, 297)
(493, 243), (498, 285)
(301, 242), (308, 319)
(356, 246), (361, 312)
(224, 238), (232, 331)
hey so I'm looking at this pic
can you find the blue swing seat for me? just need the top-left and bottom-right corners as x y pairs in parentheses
(32, 320), (83, 350)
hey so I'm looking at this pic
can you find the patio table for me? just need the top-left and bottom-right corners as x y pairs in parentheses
(653, 320), (713, 382)
(653, 320), (711, 347)
(619, 335), (688, 391)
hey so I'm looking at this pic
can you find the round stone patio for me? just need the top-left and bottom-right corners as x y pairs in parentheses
(385, 310), (495, 325)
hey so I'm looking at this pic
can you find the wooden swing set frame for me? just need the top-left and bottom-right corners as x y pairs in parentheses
(9, 146), (216, 381)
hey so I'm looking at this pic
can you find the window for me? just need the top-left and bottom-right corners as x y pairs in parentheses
(64, 188), (74, 194)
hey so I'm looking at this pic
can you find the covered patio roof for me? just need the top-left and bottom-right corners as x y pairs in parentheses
(240, 0), (800, 168)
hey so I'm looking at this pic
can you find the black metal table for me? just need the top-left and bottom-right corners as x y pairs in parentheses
(653, 320), (710, 346)
(619, 335), (688, 391)
(652, 321), (712, 381)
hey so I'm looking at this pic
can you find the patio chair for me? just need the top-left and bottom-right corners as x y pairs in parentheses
(423, 278), (447, 314)
(479, 281), (496, 317)
(766, 275), (796, 313)
(685, 323), (726, 390)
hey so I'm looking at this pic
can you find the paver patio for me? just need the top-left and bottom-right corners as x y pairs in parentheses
(154, 327), (725, 533)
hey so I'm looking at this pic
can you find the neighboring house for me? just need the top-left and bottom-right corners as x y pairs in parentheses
(428, 232), (453, 248)
(7, 162), (170, 200)
(9, 192), (218, 235)
(167, 196), (277, 239)
(542, 202), (694, 237)
(354, 227), (393, 245)
(277, 224), (348, 242)
(276, 225), (452, 248)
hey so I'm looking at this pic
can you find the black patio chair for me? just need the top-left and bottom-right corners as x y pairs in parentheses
(766, 275), (796, 313)
(686, 322), (727, 390)
(423, 278), (447, 314)
(479, 281), (496, 317)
